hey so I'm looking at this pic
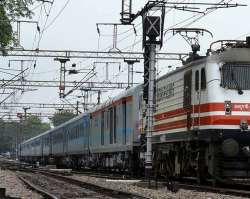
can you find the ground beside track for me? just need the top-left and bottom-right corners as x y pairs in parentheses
(0, 168), (43, 199)
(0, 157), (249, 199)
(18, 171), (122, 199)
(70, 174), (250, 199)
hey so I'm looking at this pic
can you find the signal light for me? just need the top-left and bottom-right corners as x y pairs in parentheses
(225, 101), (232, 115)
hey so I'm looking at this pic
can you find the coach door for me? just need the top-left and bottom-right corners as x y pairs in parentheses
(193, 69), (200, 129)
(183, 70), (192, 130)
(193, 67), (207, 129)
(63, 128), (68, 154)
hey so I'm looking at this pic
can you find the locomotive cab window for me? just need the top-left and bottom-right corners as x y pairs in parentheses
(195, 70), (199, 91)
(201, 68), (206, 90)
(221, 63), (250, 91)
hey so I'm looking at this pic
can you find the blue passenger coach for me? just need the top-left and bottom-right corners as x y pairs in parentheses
(20, 85), (142, 171)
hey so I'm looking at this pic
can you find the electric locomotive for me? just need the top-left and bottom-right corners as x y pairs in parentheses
(147, 38), (250, 181)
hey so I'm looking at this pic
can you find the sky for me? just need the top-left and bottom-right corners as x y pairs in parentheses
(0, 0), (249, 122)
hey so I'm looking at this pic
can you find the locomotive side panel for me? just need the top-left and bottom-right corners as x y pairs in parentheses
(154, 71), (186, 137)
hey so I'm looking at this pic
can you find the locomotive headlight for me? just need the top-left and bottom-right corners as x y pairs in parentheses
(225, 101), (232, 115)
(242, 146), (250, 157)
(240, 120), (248, 131)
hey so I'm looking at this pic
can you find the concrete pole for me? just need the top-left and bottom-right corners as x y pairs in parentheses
(106, 62), (109, 81)
(97, 90), (101, 105)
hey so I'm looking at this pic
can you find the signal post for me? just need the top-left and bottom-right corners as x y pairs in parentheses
(143, 13), (164, 187)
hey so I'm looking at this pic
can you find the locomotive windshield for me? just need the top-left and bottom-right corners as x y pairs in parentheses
(221, 63), (250, 91)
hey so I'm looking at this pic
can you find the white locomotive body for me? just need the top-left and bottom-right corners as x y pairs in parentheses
(148, 44), (250, 179)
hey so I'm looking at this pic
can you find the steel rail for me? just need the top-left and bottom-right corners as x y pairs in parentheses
(37, 170), (149, 199)
(17, 175), (58, 199)
(179, 183), (250, 198)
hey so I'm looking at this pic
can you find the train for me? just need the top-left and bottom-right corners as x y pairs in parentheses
(20, 37), (250, 182)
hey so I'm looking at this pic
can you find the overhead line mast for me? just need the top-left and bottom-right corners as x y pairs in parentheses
(0, 49), (188, 61)
(0, 102), (96, 109)
(0, 80), (137, 89)
(120, 0), (246, 187)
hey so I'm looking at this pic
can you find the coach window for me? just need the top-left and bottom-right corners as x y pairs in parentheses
(109, 108), (114, 144)
(195, 70), (199, 91)
(106, 111), (109, 129)
(78, 126), (80, 137)
(201, 68), (206, 90)
(114, 106), (117, 144)
(101, 111), (104, 145)
(122, 101), (127, 145)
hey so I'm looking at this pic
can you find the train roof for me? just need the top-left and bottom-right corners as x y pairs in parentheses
(158, 46), (250, 82)
(21, 86), (141, 145)
(88, 84), (141, 114)
(21, 112), (89, 145)
(21, 129), (50, 145)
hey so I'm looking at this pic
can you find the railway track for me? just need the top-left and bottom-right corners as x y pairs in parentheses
(2, 158), (250, 198)
(71, 169), (250, 198)
(17, 175), (58, 199)
(72, 170), (136, 180)
(178, 182), (250, 198)
(17, 169), (148, 199)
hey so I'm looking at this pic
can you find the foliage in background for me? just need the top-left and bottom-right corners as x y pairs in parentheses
(51, 110), (76, 127)
(0, 116), (50, 153)
(22, 115), (51, 138)
(0, 0), (34, 48)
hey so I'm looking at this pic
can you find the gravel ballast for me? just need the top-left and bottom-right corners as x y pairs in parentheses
(0, 168), (43, 199)
(0, 164), (249, 199)
(70, 174), (249, 199)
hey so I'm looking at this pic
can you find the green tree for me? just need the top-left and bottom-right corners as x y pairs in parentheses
(22, 115), (51, 139)
(51, 110), (76, 127)
(0, 121), (20, 153)
(0, 116), (50, 153)
(0, 0), (34, 48)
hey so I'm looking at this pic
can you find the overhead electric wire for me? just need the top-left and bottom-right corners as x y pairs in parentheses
(0, 70), (19, 76)
(30, 2), (44, 11)
(7, 0), (238, 116)
(114, 0), (233, 83)
(24, 0), (55, 101)
(0, 68), (29, 89)
(0, 92), (16, 106)
(42, 0), (71, 32)
(36, 0), (55, 48)
(27, 0), (71, 93)
(0, 67), (21, 72)
(92, 1), (185, 94)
